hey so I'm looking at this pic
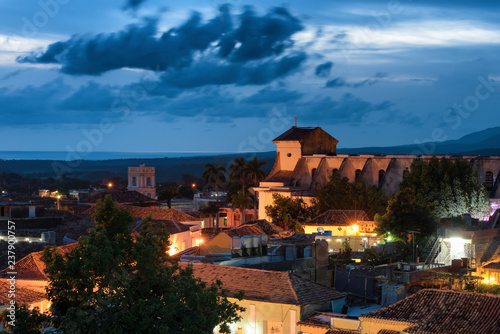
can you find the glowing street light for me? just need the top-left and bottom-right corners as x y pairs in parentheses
(108, 182), (113, 188)
(56, 194), (61, 210)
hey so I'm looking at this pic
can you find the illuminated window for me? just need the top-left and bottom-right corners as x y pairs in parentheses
(486, 171), (494, 190)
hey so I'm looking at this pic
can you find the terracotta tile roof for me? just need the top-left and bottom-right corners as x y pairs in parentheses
(273, 127), (318, 141)
(326, 330), (359, 334)
(483, 261), (500, 270)
(82, 190), (156, 204)
(304, 210), (369, 226)
(1, 243), (77, 281)
(265, 170), (294, 183)
(0, 279), (46, 305)
(359, 289), (500, 334)
(83, 204), (198, 222)
(224, 224), (267, 238)
(180, 262), (346, 305)
(131, 219), (190, 235)
(242, 219), (284, 235)
(377, 330), (399, 334)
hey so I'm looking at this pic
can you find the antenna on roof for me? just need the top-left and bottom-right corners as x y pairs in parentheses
(294, 115), (297, 127)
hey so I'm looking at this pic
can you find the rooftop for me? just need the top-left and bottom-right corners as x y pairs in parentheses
(273, 126), (319, 142)
(1, 243), (78, 281)
(82, 189), (156, 204)
(223, 224), (267, 238)
(181, 262), (346, 305)
(359, 289), (500, 334)
(0, 279), (46, 306)
(83, 204), (199, 222)
(131, 219), (191, 235)
(241, 219), (284, 235)
(304, 210), (369, 226)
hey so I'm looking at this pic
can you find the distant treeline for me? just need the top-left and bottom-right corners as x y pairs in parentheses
(0, 152), (276, 184)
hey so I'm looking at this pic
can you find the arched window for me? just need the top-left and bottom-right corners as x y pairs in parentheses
(378, 169), (385, 187)
(486, 171), (494, 190)
(355, 169), (362, 181)
(312, 168), (317, 178)
(332, 168), (338, 174)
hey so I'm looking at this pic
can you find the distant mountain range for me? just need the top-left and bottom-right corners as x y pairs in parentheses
(1, 127), (499, 182)
(337, 126), (500, 156)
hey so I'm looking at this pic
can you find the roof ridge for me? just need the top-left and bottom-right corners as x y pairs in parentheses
(286, 272), (301, 304)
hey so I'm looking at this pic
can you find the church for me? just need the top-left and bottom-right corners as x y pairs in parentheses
(253, 126), (500, 221)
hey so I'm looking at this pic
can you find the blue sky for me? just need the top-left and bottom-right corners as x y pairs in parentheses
(1, 0), (499, 153)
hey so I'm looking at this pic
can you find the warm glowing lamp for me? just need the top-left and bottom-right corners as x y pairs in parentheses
(108, 183), (113, 188)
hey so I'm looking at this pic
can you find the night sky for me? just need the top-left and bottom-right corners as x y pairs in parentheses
(1, 0), (499, 153)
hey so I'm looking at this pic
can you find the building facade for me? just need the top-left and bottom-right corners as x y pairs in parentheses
(254, 126), (500, 221)
(127, 163), (156, 199)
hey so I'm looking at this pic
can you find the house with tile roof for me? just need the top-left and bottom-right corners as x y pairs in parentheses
(131, 218), (203, 255)
(0, 278), (49, 314)
(358, 289), (500, 334)
(82, 189), (157, 204)
(180, 262), (346, 334)
(200, 224), (267, 256)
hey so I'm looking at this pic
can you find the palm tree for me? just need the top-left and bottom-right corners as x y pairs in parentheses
(157, 182), (179, 208)
(229, 157), (247, 193)
(231, 190), (253, 226)
(246, 157), (268, 219)
(202, 162), (227, 229)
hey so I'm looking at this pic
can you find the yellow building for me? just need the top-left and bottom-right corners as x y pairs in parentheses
(182, 262), (347, 334)
(253, 126), (500, 221)
(127, 163), (156, 199)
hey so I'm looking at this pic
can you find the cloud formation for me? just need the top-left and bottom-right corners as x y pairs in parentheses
(325, 72), (387, 88)
(315, 61), (333, 77)
(17, 6), (304, 79)
(123, 0), (148, 11)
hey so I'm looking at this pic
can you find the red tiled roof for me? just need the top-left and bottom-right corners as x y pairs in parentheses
(1, 243), (78, 281)
(242, 219), (284, 235)
(273, 127), (318, 141)
(304, 210), (369, 226)
(224, 224), (266, 238)
(0, 279), (46, 305)
(360, 289), (500, 334)
(82, 190), (156, 204)
(265, 170), (294, 183)
(377, 330), (399, 334)
(83, 204), (199, 222)
(131, 219), (190, 235)
(180, 262), (346, 305)
(326, 330), (359, 334)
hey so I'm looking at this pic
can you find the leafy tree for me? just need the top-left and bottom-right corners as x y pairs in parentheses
(312, 172), (388, 219)
(157, 182), (180, 208)
(265, 193), (310, 233)
(229, 157), (248, 193)
(178, 185), (195, 199)
(246, 157), (268, 218)
(400, 156), (489, 219)
(375, 187), (436, 240)
(231, 190), (253, 226)
(202, 162), (227, 229)
(1, 305), (49, 334)
(37, 195), (244, 333)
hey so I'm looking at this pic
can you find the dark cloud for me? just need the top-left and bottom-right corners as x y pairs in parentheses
(17, 6), (304, 80)
(159, 52), (306, 88)
(315, 61), (333, 77)
(296, 93), (395, 124)
(325, 72), (388, 88)
(58, 81), (119, 111)
(325, 77), (346, 88)
(240, 86), (303, 104)
(123, 0), (148, 11)
(219, 6), (303, 62)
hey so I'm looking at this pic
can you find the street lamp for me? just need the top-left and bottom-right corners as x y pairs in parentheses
(56, 194), (61, 210)
(108, 182), (113, 189)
